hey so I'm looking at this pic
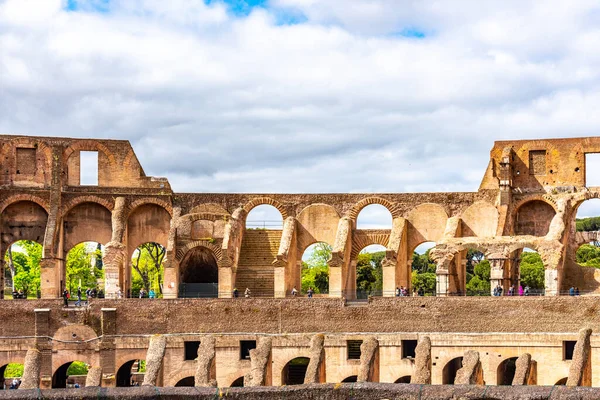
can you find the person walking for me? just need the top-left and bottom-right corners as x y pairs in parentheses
(62, 289), (69, 307)
(75, 287), (82, 306)
(395, 287), (400, 297)
(518, 285), (524, 296)
(244, 287), (251, 298)
(569, 286), (575, 296)
(575, 287), (580, 296)
(524, 285), (530, 296)
(307, 287), (314, 298)
(233, 287), (239, 298)
(149, 289), (155, 299)
(291, 287), (298, 297)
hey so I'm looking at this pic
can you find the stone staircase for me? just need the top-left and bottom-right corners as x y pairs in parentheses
(235, 230), (282, 297)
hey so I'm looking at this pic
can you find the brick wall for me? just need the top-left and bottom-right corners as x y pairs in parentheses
(236, 230), (282, 297)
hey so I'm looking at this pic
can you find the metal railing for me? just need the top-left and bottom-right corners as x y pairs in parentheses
(245, 220), (284, 229)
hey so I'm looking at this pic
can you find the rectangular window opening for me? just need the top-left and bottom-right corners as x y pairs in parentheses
(529, 150), (547, 175)
(80, 151), (99, 185)
(184, 341), (200, 361)
(240, 340), (257, 360)
(16, 148), (37, 175)
(563, 340), (576, 361)
(347, 340), (363, 360)
(585, 153), (600, 187)
(402, 340), (418, 359)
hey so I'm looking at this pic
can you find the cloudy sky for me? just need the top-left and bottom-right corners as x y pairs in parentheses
(2, 0), (600, 201)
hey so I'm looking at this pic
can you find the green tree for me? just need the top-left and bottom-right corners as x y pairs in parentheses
(576, 216), (600, 232)
(356, 250), (384, 296)
(411, 271), (436, 294)
(301, 243), (331, 294)
(66, 243), (104, 295)
(66, 361), (88, 376)
(576, 244), (600, 267)
(411, 250), (436, 273)
(5, 241), (42, 297)
(3, 363), (24, 378)
(520, 252), (545, 289)
(131, 243), (165, 297)
(466, 259), (491, 295)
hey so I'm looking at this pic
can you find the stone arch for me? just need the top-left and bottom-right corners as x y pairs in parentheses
(63, 140), (117, 167)
(406, 203), (448, 253)
(348, 197), (399, 220)
(351, 232), (390, 259)
(395, 375), (411, 383)
(280, 356), (310, 386)
(167, 368), (197, 387)
(116, 359), (145, 387)
(189, 203), (230, 216)
(442, 356), (463, 384)
(62, 202), (112, 253)
(127, 198), (173, 218)
(53, 324), (99, 342)
(497, 357), (518, 385)
(61, 196), (114, 217)
(243, 197), (289, 219)
(230, 376), (244, 387)
(341, 375), (358, 382)
(0, 194), (49, 214)
(176, 241), (222, 263)
(514, 199), (556, 236)
(122, 148), (137, 168)
(0, 201), (48, 248)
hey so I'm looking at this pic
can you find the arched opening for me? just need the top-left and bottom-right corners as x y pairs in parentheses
(301, 243), (331, 296)
(356, 245), (385, 299)
(65, 242), (105, 300)
(4, 241), (42, 299)
(116, 359), (145, 387)
(52, 361), (89, 388)
(465, 249), (490, 296)
(230, 376), (244, 387)
(555, 377), (568, 385)
(341, 375), (357, 382)
(1, 363), (23, 389)
(442, 357), (463, 384)
(411, 242), (436, 296)
(281, 357), (310, 385)
(497, 357), (518, 385)
(394, 375), (411, 383)
(179, 246), (219, 298)
(175, 376), (195, 387)
(515, 200), (555, 236)
(130, 243), (165, 298)
(246, 204), (283, 230)
(356, 204), (392, 229)
(518, 248), (544, 296)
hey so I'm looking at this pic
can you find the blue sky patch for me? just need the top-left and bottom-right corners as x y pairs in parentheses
(65, 0), (110, 13)
(392, 27), (427, 39)
(204, 0), (267, 17)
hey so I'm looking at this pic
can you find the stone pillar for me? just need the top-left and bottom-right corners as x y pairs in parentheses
(86, 366), (103, 387)
(104, 197), (127, 299)
(455, 350), (484, 385)
(218, 266), (233, 298)
(412, 337), (431, 384)
(100, 308), (117, 387)
(567, 328), (592, 387)
(195, 336), (217, 387)
(357, 337), (379, 382)
(162, 259), (178, 299)
(142, 335), (167, 386)
(328, 256), (343, 298)
(381, 255), (397, 297)
(273, 263), (286, 298)
(34, 309), (52, 389)
(489, 258), (507, 296)
(40, 257), (61, 299)
(245, 337), (272, 387)
(436, 271), (449, 297)
(512, 353), (532, 385)
(304, 334), (326, 384)
(19, 348), (42, 389)
(545, 268), (559, 296)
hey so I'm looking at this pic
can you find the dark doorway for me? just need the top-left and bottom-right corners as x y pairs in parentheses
(175, 376), (195, 387)
(497, 357), (518, 385)
(179, 247), (219, 297)
(395, 376), (411, 383)
(442, 357), (463, 384)
(341, 375), (357, 382)
(116, 360), (144, 387)
(231, 376), (244, 387)
(281, 357), (310, 385)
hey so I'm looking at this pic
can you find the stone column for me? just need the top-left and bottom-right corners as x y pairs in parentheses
(162, 207), (180, 299)
(34, 309), (52, 389)
(328, 253), (344, 298)
(104, 197), (127, 299)
(40, 258), (61, 299)
(436, 271), (449, 297)
(489, 257), (507, 296)
(218, 265), (233, 298)
(100, 308), (117, 387)
(381, 255), (397, 297)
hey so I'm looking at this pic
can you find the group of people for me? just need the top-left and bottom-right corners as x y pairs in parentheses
(569, 287), (581, 296)
(5, 378), (20, 389)
(11, 290), (26, 299)
(61, 287), (105, 307)
(232, 288), (252, 298)
(395, 286), (425, 297)
(138, 288), (157, 298)
(493, 284), (531, 296)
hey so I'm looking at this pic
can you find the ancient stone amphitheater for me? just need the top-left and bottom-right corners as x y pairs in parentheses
(2, 134), (600, 399)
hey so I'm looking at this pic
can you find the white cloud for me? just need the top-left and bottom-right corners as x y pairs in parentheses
(2, 0), (600, 226)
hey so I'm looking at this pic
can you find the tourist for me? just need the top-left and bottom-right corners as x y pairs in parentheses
(117, 288), (123, 299)
(524, 285), (530, 296)
(90, 288), (97, 298)
(85, 288), (91, 299)
(75, 287), (82, 306)
(233, 287), (239, 298)
(508, 285), (515, 296)
(576, 287), (580, 296)
(139, 288), (146, 298)
(62, 289), (69, 307)
(519, 285), (524, 296)
(399, 286), (405, 297)
(418, 287), (425, 297)
(291, 287), (298, 297)
(149, 289), (155, 299)
(395, 287), (400, 297)
(497, 284), (503, 296)
(244, 287), (251, 298)
(307, 287), (314, 298)
(569, 286), (575, 296)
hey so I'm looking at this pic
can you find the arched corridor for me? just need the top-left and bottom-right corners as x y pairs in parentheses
(281, 357), (309, 385)
(442, 357), (463, 385)
(179, 247), (219, 298)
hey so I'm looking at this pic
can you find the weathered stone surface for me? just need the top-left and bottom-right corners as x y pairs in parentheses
(567, 328), (592, 387)
(18, 348), (41, 389)
(245, 337), (272, 387)
(195, 336), (216, 387)
(357, 337), (378, 383)
(304, 334), (325, 384)
(455, 350), (484, 385)
(85, 366), (103, 387)
(142, 335), (167, 386)
(412, 336), (431, 384)
(512, 353), (532, 385)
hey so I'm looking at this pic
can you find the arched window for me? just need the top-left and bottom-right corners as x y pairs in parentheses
(442, 357), (463, 384)
(246, 205), (283, 230)
(4, 241), (42, 300)
(411, 242), (436, 296)
(116, 359), (145, 387)
(497, 357), (518, 385)
(52, 361), (89, 388)
(301, 243), (332, 295)
(65, 242), (105, 301)
(281, 357), (310, 385)
(175, 376), (195, 386)
(179, 246), (219, 298)
(130, 243), (165, 298)
(356, 204), (392, 229)
(356, 245), (385, 299)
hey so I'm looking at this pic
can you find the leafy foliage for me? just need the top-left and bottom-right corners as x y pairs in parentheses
(66, 361), (88, 376)
(131, 243), (165, 297)
(4, 240), (42, 297)
(3, 363), (23, 378)
(411, 250), (436, 274)
(356, 250), (384, 295)
(411, 271), (436, 294)
(576, 217), (600, 232)
(520, 252), (545, 289)
(466, 259), (491, 295)
(576, 244), (600, 268)
(65, 243), (104, 295)
(301, 243), (331, 294)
